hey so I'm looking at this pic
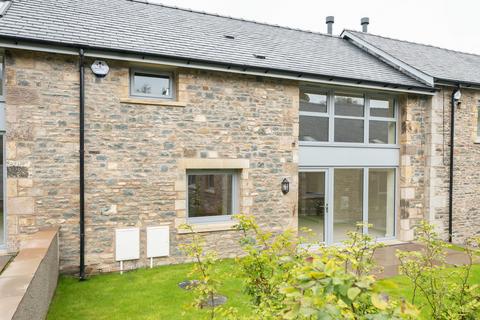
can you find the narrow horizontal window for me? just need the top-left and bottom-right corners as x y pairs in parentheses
(334, 118), (364, 143)
(130, 70), (173, 99)
(370, 97), (395, 118)
(300, 91), (327, 113)
(299, 116), (329, 142)
(334, 94), (364, 117)
(369, 121), (396, 144)
(187, 170), (239, 222)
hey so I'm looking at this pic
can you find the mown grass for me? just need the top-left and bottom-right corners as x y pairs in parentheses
(48, 259), (480, 319)
(47, 259), (251, 320)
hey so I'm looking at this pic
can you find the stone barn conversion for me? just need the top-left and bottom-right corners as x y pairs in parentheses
(0, 0), (479, 275)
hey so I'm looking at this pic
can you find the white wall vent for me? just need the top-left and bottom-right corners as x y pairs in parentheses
(115, 228), (140, 262)
(146, 226), (170, 267)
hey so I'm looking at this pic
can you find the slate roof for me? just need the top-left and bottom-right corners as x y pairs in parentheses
(0, 0), (428, 89)
(345, 30), (480, 86)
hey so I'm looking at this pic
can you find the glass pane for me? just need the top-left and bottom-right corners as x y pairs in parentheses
(333, 169), (363, 242)
(0, 136), (3, 245)
(299, 116), (329, 142)
(133, 73), (171, 97)
(369, 121), (396, 144)
(334, 94), (364, 117)
(298, 172), (326, 242)
(370, 98), (395, 118)
(334, 118), (364, 143)
(300, 92), (327, 113)
(0, 59), (3, 97)
(188, 173), (233, 218)
(368, 169), (395, 238)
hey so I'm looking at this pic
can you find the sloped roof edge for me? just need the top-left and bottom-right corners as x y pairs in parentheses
(342, 30), (434, 87)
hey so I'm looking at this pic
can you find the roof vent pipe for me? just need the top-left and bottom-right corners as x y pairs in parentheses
(326, 16), (334, 35)
(361, 17), (369, 32)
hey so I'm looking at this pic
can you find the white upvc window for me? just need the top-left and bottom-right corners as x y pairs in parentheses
(130, 69), (174, 99)
(0, 53), (4, 102)
(299, 89), (398, 146)
(186, 170), (240, 223)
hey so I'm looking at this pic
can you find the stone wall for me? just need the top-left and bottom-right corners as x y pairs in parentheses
(398, 94), (428, 241)
(402, 88), (480, 243)
(5, 49), (299, 273)
(427, 88), (480, 243)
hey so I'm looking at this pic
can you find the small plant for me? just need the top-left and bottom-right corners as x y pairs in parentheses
(397, 221), (480, 320)
(179, 224), (233, 320)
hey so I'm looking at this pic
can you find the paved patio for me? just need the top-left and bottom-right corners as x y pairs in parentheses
(373, 242), (476, 278)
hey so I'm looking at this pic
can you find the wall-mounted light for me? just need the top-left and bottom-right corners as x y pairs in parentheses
(281, 178), (290, 195)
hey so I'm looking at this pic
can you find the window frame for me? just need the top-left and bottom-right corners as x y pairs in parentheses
(0, 53), (4, 102)
(299, 90), (330, 142)
(0, 135), (6, 248)
(185, 169), (240, 224)
(129, 68), (174, 100)
(299, 88), (399, 147)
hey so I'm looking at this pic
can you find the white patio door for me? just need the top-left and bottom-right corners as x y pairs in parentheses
(298, 170), (328, 243)
(299, 167), (396, 245)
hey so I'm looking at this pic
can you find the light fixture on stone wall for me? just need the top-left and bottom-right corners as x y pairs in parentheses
(281, 178), (290, 195)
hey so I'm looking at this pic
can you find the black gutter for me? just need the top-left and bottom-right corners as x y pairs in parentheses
(448, 87), (459, 243)
(79, 49), (86, 280)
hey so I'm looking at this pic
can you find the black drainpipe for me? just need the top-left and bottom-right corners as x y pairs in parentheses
(79, 49), (86, 280)
(448, 87), (459, 243)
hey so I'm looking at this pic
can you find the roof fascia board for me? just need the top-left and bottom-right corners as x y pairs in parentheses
(0, 37), (435, 96)
(342, 31), (435, 87)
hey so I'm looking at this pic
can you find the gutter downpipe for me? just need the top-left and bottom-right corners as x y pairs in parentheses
(448, 87), (459, 243)
(79, 49), (86, 280)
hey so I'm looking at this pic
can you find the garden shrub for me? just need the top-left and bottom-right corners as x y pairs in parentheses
(183, 217), (418, 319)
(396, 221), (480, 320)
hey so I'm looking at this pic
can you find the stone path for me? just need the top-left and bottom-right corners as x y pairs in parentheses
(373, 242), (476, 279)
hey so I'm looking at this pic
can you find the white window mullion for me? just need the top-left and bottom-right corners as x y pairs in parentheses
(364, 95), (369, 144)
(363, 168), (369, 235)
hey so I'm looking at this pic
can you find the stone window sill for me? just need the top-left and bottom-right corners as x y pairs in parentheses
(120, 98), (187, 107)
(177, 220), (237, 234)
(475, 139), (480, 144)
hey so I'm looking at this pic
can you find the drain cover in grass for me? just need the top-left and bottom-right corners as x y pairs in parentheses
(178, 279), (200, 290)
(200, 295), (228, 308)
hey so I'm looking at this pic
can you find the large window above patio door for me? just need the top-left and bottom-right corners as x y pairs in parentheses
(299, 89), (397, 145)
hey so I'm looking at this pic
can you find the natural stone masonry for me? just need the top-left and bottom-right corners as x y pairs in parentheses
(398, 94), (428, 241)
(5, 49), (298, 273)
(4, 48), (480, 274)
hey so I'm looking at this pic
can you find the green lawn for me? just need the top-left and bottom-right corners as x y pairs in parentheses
(48, 260), (480, 319)
(47, 259), (251, 320)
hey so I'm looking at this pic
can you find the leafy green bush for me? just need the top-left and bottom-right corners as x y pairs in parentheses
(397, 221), (480, 320)
(182, 216), (418, 319)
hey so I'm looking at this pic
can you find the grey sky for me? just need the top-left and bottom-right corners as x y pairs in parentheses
(152, 0), (480, 55)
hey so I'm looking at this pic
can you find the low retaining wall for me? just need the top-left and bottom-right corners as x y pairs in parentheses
(0, 228), (59, 320)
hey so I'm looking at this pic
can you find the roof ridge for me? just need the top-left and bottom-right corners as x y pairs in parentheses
(345, 29), (480, 58)
(128, 0), (340, 39)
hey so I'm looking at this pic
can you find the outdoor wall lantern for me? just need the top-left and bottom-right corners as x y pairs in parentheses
(281, 178), (290, 195)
